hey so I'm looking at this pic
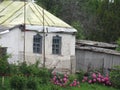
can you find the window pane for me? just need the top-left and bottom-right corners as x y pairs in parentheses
(33, 34), (42, 53)
(52, 35), (61, 54)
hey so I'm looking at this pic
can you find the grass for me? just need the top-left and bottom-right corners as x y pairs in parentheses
(60, 83), (119, 90)
(32, 83), (119, 90)
(69, 83), (119, 90)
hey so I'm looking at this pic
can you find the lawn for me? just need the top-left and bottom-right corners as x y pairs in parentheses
(35, 83), (119, 90)
(69, 83), (119, 90)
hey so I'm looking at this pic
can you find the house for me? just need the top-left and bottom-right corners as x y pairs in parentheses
(0, 1), (77, 73)
(76, 40), (120, 73)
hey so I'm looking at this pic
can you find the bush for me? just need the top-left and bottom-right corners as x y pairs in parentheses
(0, 54), (10, 76)
(37, 68), (51, 84)
(10, 75), (26, 90)
(50, 84), (62, 90)
(9, 64), (20, 75)
(76, 70), (84, 81)
(110, 66), (120, 88)
(19, 62), (32, 76)
(26, 77), (38, 90)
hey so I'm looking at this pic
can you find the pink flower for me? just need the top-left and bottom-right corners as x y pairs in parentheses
(101, 79), (105, 82)
(82, 79), (85, 83)
(97, 78), (101, 82)
(83, 76), (88, 81)
(53, 77), (56, 81)
(52, 72), (56, 75)
(93, 79), (96, 82)
(104, 77), (109, 81)
(98, 73), (102, 78)
(70, 84), (72, 86)
(92, 73), (96, 79)
(63, 77), (67, 82)
(88, 80), (92, 84)
(109, 82), (112, 86)
(64, 74), (68, 78)
(77, 81), (80, 85)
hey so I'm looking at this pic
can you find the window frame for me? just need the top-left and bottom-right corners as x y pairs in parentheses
(52, 35), (62, 55)
(33, 34), (42, 54)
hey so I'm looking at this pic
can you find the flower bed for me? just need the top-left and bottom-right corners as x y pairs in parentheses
(82, 72), (112, 86)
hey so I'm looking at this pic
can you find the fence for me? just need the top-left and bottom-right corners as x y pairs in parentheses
(76, 46), (120, 73)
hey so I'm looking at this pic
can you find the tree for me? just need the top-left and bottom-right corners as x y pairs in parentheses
(71, 21), (85, 39)
(97, 0), (120, 42)
(35, 0), (120, 42)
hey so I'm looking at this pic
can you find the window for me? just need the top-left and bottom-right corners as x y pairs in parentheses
(0, 47), (7, 57)
(33, 34), (42, 53)
(52, 35), (61, 54)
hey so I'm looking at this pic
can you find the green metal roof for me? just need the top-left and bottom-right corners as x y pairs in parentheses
(0, 1), (72, 28)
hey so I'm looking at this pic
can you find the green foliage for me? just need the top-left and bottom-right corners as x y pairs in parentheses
(9, 64), (20, 75)
(37, 68), (51, 84)
(35, 0), (120, 42)
(26, 77), (38, 90)
(36, 0), (62, 17)
(76, 70), (85, 81)
(19, 62), (30, 75)
(96, 0), (120, 42)
(0, 54), (10, 76)
(10, 75), (26, 90)
(50, 84), (62, 90)
(19, 62), (40, 76)
(116, 38), (120, 51)
(69, 74), (78, 82)
(71, 21), (85, 39)
(110, 66), (120, 88)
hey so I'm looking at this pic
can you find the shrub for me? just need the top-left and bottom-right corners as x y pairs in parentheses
(50, 84), (62, 90)
(110, 66), (120, 88)
(0, 54), (10, 76)
(37, 68), (51, 84)
(19, 62), (40, 77)
(9, 64), (20, 75)
(26, 77), (38, 90)
(10, 75), (26, 90)
(19, 62), (32, 76)
(76, 70), (84, 81)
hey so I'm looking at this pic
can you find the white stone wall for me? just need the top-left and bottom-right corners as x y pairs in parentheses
(0, 28), (22, 63)
(0, 28), (76, 72)
(24, 31), (76, 71)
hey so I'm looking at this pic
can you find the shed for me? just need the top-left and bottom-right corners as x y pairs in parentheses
(76, 40), (120, 73)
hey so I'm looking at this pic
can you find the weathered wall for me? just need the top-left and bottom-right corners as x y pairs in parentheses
(0, 28), (22, 63)
(76, 49), (120, 72)
(23, 31), (76, 73)
(0, 28), (76, 73)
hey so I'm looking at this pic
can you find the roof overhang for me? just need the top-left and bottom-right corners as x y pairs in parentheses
(26, 25), (77, 33)
(0, 25), (10, 34)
